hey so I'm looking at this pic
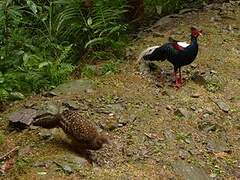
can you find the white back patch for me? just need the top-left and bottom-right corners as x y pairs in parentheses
(177, 42), (190, 48)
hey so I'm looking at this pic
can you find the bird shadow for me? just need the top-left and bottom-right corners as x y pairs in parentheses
(46, 137), (95, 165)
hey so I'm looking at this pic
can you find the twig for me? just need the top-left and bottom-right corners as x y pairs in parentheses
(0, 146), (20, 161)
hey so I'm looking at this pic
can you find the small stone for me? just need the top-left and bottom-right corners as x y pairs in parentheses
(174, 108), (192, 119)
(190, 106), (196, 111)
(62, 100), (80, 110)
(43, 91), (57, 97)
(210, 70), (217, 74)
(191, 93), (200, 98)
(118, 117), (129, 126)
(166, 105), (172, 110)
(213, 99), (230, 112)
(207, 137), (230, 153)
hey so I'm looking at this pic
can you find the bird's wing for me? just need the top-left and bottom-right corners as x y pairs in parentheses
(168, 37), (190, 51)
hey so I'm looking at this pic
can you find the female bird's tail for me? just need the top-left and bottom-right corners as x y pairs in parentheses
(33, 112), (60, 128)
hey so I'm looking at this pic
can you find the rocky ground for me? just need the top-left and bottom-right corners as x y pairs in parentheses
(0, 1), (240, 179)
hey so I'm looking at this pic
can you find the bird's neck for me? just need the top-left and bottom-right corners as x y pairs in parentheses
(191, 36), (198, 44)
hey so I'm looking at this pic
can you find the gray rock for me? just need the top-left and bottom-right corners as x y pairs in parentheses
(52, 79), (95, 95)
(175, 108), (192, 119)
(9, 108), (38, 128)
(53, 154), (88, 173)
(172, 160), (211, 180)
(46, 104), (59, 114)
(207, 137), (230, 153)
(62, 100), (80, 110)
(213, 99), (230, 112)
(43, 91), (58, 97)
(55, 162), (73, 174)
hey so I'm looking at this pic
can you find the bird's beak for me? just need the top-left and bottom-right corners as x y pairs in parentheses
(199, 30), (203, 36)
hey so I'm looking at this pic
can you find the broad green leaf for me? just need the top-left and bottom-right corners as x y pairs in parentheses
(39, 62), (52, 68)
(85, 37), (104, 48)
(27, 0), (38, 15)
(87, 17), (93, 26)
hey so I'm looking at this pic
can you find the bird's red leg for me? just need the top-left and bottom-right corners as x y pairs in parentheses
(174, 68), (181, 88)
(179, 67), (182, 84)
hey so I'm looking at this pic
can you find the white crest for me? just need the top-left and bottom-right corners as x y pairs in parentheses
(177, 42), (190, 48)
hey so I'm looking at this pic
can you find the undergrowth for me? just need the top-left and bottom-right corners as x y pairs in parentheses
(0, 0), (208, 102)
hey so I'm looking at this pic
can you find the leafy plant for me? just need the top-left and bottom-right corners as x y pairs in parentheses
(81, 65), (98, 78)
(47, 0), (128, 60)
(101, 60), (120, 75)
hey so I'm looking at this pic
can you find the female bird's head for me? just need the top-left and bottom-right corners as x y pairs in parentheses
(91, 134), (109, 150)
(191, 27), (203, 38)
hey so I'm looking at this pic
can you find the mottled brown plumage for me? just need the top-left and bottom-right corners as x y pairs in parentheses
(33, 110), (109, 150)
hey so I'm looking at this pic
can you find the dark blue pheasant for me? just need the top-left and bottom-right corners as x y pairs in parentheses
(138, 27), (202, 88)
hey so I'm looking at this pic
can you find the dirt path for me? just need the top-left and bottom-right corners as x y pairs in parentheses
(1, 2), (240, 179)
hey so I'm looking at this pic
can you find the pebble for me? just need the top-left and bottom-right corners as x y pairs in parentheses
(191, 93), (200, 98)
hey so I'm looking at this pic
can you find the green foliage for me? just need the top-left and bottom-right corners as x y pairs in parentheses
(101, 61), (120, 75)
(50, 0), (128, 59)
(81, 65), (98, 78)
(0, 0), (207, 102)
(0, 131), (4, 145)
(144, 0), (208, 17)
(16, 157), (33, 172)
(0, 0), (128, 101)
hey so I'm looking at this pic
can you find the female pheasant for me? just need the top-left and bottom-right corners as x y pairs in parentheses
(33, 110), (109, 150)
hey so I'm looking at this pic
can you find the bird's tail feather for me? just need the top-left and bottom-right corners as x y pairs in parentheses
(33, 113), (60, 129)
(137, 46), (160, 63)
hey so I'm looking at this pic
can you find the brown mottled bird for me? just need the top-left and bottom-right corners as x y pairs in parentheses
(33, 110), (109, 150)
